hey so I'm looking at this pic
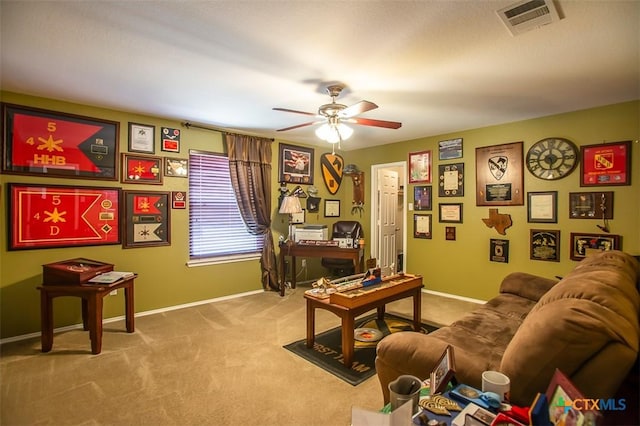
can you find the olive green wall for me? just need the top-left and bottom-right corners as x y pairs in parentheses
(0, 91), (637, 339)
(346, 101), (639, 300)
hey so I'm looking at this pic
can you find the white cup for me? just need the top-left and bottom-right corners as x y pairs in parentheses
(482, 370), (510, 402)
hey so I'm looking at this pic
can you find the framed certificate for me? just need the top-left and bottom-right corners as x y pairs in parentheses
(439, 203), (463, 223)
(438, 162), (464, 197)
(324, 199), (340, 217)
(128, 122), (155, 153)
(413, 214), (432, 239)
(527, 191), (557, 223)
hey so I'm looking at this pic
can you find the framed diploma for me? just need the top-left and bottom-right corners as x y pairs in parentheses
(439, 203), (463, 223)
(438, 162), (464, 197)
(475, 142), (524, 206)
(413, 214), (432, 239)
(527, 191), (557, 223)
(580, 141), (631, 186)
(530, 229), (560, 262)
(128, 122), (155, 154)
(569, 192), (613, 219)
(570, 233), (621, 261)
(324, 199), (340, 217)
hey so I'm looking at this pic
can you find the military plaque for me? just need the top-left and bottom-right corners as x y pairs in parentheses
(475, 142), (524, 206)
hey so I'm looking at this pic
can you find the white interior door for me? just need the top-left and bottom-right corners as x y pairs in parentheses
(378, 168), (399, 275)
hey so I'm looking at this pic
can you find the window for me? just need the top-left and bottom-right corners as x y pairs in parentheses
(188, 150), (263, 262)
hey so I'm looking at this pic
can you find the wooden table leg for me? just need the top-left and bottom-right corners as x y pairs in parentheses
(291, 255), (297, 289)
(279, 249), (286, 296)
(88, 293), (104, 354)
(124, 283), (135, 333)
(81, 298), (89, 331)
(376, 305), (385, 320)
(306, 298), (315, 349)
(413, 288), (422, 331)
(39, 289), (53, 353)
(342, 313), (355, 368)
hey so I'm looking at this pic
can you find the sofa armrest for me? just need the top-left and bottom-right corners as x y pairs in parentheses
(499, 272), (558, 302)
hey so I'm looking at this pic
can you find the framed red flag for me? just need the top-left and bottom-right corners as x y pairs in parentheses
(123, 190), (170, 248)
(121, 153), (163, 184)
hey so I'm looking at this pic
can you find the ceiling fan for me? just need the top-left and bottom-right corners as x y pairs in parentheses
(273, 85), (402, 145)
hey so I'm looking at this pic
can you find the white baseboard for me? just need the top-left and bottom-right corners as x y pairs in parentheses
(422, 288), (486, 305)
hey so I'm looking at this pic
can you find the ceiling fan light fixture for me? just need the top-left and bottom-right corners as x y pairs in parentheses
(315, 122), (353, 144)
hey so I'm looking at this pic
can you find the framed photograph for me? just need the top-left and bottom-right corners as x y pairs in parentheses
(430, 345), (456, 394)
(279, 143), (314, 184)
(160, 127), (181, 153)
(171, 191), (187, 209)
(291, 209), (306, 224)
(121, 153), (163, 184)
(570, 233), (621, 261)
(439, 203), (463, 223)
(324, 199), (340, 217)
(490, 239), (509, 263)
(409, 150), (432, 183)
(546, 369), (602, 426)
(413, 214), (432, 239)
(445, 226), (456, 241)
(569, 191), (613, 219)
(7, 183), (121, 250)
(123, 190), (171, 248)
(2, 103), (119, 180)
(527, 191), (557, 223)
(438, 162), (464, 197)
(475, 142), (524, 206)
(413, 185), (432, 211)
(128, 122), (155, 154)
(438, 138), (463, 160)
(164, 157), (188, 177)
(530, 230), (560, 262)
(580, 140), (631, 186)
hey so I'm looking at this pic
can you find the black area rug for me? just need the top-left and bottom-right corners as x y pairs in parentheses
(283, 313), (437, 386)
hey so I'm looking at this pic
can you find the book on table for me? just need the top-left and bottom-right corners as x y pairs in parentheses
(88, 271), (135, 283)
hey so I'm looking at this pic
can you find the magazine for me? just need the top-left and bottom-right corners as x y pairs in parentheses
(88, 271), (135, 283)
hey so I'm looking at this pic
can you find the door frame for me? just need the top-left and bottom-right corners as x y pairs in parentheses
(370, 161), (407, 273)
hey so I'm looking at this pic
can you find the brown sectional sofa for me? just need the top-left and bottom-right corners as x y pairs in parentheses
(375, 250), (640, 407)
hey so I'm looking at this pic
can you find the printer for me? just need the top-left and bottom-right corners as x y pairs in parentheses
(294, 224), (328, 242)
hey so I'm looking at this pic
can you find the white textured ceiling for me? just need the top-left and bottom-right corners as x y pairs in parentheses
(1, 1), (638, 150)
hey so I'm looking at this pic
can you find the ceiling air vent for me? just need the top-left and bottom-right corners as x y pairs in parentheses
(497, 0), (560, 36)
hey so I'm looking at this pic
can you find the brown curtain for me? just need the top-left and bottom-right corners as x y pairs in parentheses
(224, 134), (279, 291)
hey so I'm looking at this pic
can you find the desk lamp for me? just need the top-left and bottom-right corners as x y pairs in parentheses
(279, 195), (302, 243)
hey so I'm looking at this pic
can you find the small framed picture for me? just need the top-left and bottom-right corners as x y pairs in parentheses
(490, 239), (509, 263)
(430, 345), (456, 394)
(580, 140), (631, 186)
(569, 191), (613, 219)
(324, 199), (340, 217)
(439, 203), (463, 223)
(570, 233), (621, 261)
(438, 138), (463, 160)
(291, 209), (305, 224)
(409, 150), (432, 183)
(128, 122), (155, 154)
(161, 127), (181, 153)
(527, 191), (557, 223)
(121, 153), (163, 184)
(279, 143), (314, 185)
(445, 226), (456, 241)
(413, 185), (432, 211)
(164, 157), (188, 177)
(546, 369), (602, 425)
(530, 229), (560, 262)
(413, 214), (432, 239)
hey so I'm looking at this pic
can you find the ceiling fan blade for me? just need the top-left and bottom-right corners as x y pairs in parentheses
(276, 120), (323, 132)
(349, 117), (402, 129)
(273, 107), (317, 117)
(339, 100), (378, 118)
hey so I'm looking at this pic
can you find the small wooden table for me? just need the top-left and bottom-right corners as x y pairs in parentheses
(304, 274), (423, 368)
(279, 243), (363, 296)
(38, 276), (136, 354)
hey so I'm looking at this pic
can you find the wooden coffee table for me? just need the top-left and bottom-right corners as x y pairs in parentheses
(304, 274), (423, 368)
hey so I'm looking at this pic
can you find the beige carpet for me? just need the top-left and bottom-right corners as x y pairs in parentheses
(0, 287), (479, 426)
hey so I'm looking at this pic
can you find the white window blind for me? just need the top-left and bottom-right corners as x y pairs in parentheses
(189, 150), (263, 260)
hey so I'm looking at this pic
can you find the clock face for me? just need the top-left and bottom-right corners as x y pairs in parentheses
(526, 137), (579, 180)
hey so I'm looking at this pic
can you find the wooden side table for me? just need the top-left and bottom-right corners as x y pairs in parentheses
(38, 275), (136, 354)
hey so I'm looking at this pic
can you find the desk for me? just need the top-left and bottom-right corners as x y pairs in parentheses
(279, 243), (363, 296)
(38, 276), (136, 354)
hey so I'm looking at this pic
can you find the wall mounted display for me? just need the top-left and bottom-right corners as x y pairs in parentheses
(482, 208), (512, 235)
(123, 190), (170, 248)
(490, 239), (509, 263)
(121, 153), (163, 184)
(580, 140), (631, 186)
(527, 191), (557, 223)
(279, 143), (314, 184)
(7, 183), (121, 250)
(445, 226), (456, 241)
(2, 103), (119, 180)
(413, 185), (432, 211)
(525, 137), (579, 180)
(160, 127), (181, 152)
(128, 122), (155, 154)
(475, 142), (524, 206)
(530, 229), (560, 262)
(439, 203), (463, 223)
(291, 209), (306, 224)
(171, 191), (187, 209)
(164, 157), (188, 177)
(413, 214), (432, 239)
(320, 152), (343, 194)
(438, 138), (463, 160)
(570, 233), (621, 261)
(438, 162), (464, 197)
(569, 191), (613, 219)
(324, 199), (340, 217)
(409, 150), (432, 183)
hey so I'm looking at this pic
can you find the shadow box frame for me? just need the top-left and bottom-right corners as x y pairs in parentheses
(530, 229), (560, 262)
(164, 157), (189, 178)
(122, 190), (171, 249)
(569, 232), (621, 261)
(475, 141), (524, 206)
(580, 140), (631, 187)
(121, 153), (163, 184)
(413, 213), (432, 239)
(1, 103), (119, 181)
(569, 191), (613, 219)
(409, 150), (432, 183)
(7, 183), (122, 250)
(279, 143), (314, 185)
